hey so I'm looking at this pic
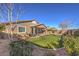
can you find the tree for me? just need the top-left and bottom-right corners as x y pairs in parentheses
(58, 20), (73, 48)
(59, 19), (72, 30)
(59, 35), (64, 48)
(0, 3), (23, 40)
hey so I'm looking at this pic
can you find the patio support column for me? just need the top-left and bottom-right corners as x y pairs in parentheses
(36, 28), (38, 36)
(33, 27), (36, 36)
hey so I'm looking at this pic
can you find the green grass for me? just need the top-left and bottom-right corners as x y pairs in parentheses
(29, 35), (60, 49)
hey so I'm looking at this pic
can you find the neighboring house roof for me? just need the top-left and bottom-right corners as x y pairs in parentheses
(47, 27), (57, 31)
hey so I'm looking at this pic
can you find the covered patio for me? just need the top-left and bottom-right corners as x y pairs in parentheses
(31, 24), (47, 36)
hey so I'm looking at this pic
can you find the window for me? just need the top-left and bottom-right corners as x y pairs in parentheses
(18, 27), (26, 32)
(38, 29), (43, 33)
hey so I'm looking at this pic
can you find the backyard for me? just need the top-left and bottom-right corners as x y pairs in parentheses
(9, 33), (79, 56)
(10, 34), (61, 56)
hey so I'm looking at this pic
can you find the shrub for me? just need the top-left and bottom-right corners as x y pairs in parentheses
(64, 36), (79, 56)
(10, 40), (33, 56)
(0, 24), (5, 31)
(74, 30), (79, 37)
(58, 35), (64, 48)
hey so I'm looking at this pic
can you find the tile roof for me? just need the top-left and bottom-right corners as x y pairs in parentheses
(1, 20), (39, 25)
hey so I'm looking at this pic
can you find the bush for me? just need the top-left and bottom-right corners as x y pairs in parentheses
(10, 40), (33, 56)
(64, 36), (79, 56)
(58, 35), (64, 48)
(74, 30), (79, 37)
(0, 24), (5, 31)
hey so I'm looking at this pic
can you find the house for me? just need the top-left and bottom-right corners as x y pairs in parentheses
(64, 29), (79, 36)
(46, 27), (57, 35)
(1, 20), (47, 37)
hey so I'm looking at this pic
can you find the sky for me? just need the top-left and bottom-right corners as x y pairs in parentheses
(0, 3), (79, 29)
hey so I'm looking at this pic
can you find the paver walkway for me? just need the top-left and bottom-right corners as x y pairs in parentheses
(0, 39), (10, 56)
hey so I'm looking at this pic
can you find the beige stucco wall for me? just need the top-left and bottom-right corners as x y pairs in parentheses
(4, 22), (32, 35)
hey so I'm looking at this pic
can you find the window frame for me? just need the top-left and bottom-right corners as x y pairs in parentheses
(18, 26), (26, 33)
